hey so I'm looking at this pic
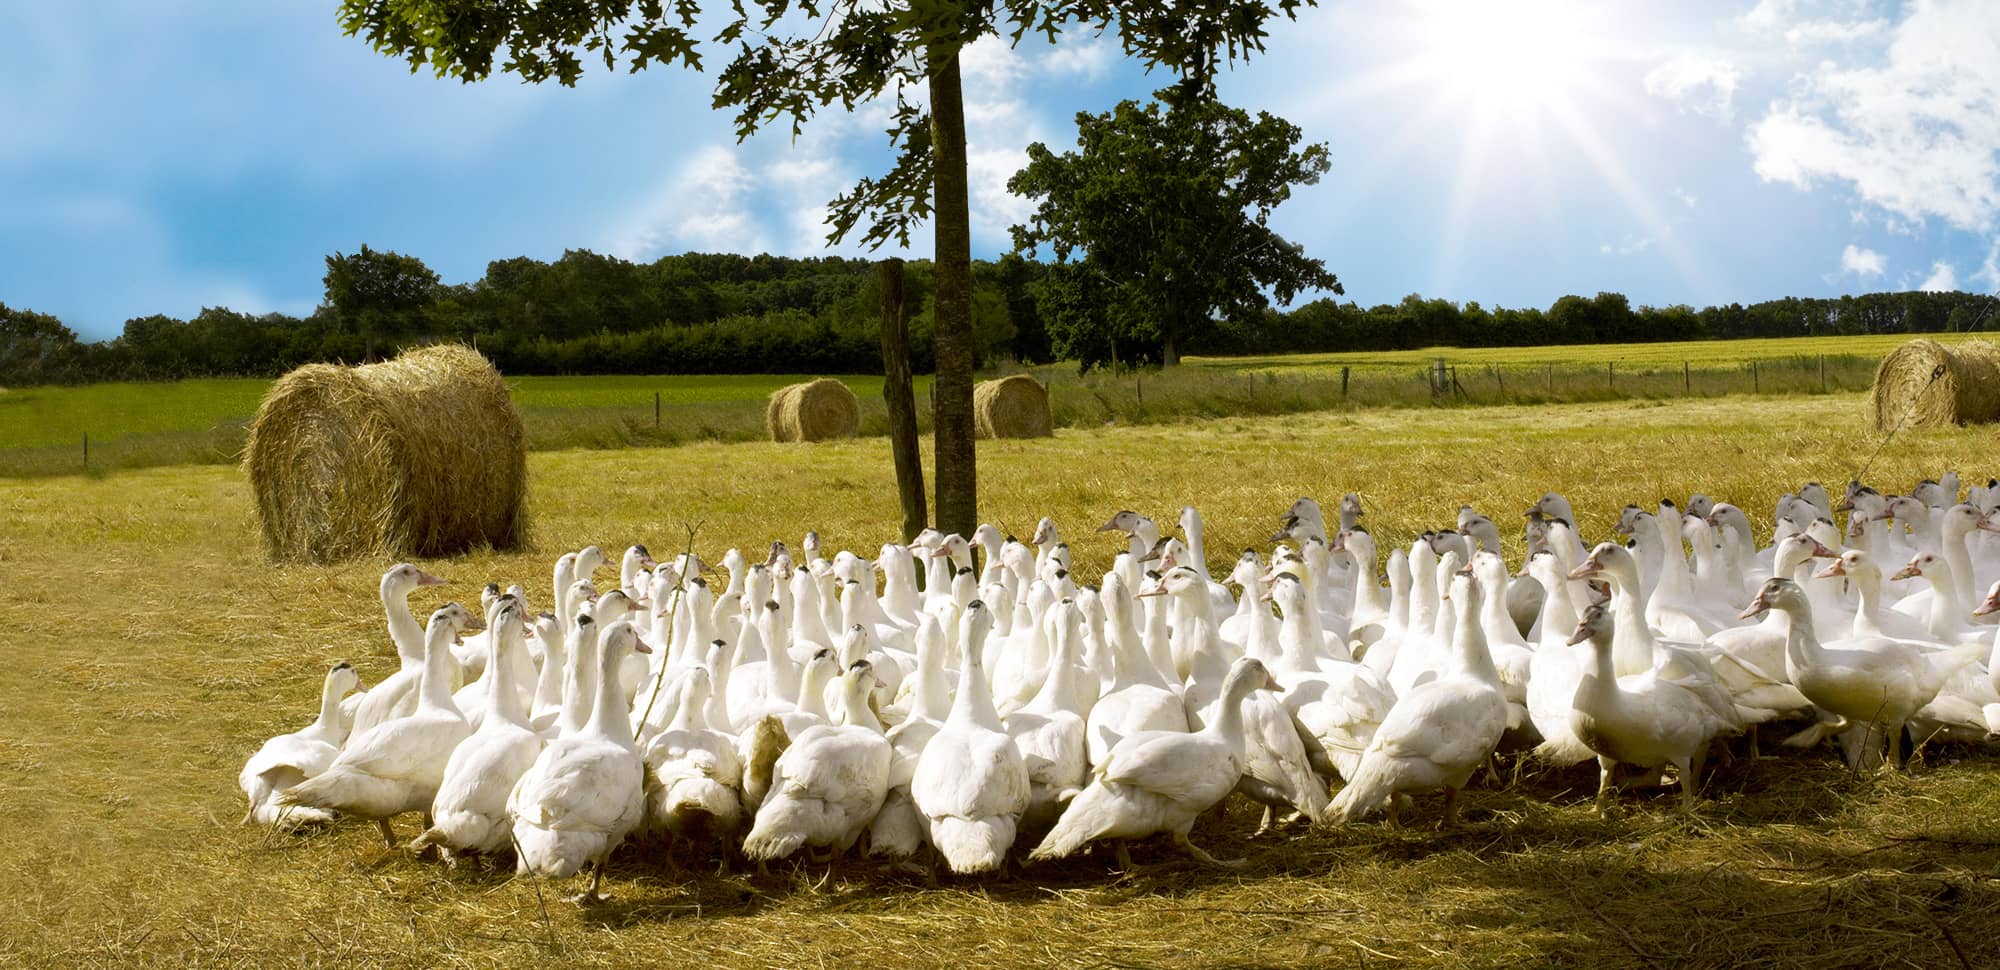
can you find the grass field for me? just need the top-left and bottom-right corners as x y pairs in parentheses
(4, 391), (1999, 968)
(4, 332), (1977, 477)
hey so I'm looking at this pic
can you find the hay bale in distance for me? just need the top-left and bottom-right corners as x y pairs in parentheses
(244, 344), (528, 563)
(1869, 338), (2000, 431)
(973, 374), (1053, 439)
(766, 378), (861, 442)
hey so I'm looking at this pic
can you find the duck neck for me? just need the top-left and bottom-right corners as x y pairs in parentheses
(1277, 602), (1318, 673)
(1534, 565), (1580, 651)
(584, 640), (631, 745)
(531, 631), (566, 718)
(1184, 515), (1210, 580)
(488, 626), (527, 727)
(552, 560), (576, 629)
(797, 665), (832, 720)
(1926, 564), (1966, 636)
(1451, 601), (1501, 686)
(1783, 603), (1823, 670)
(559, 626), (598, 735)
(1204, 676), (1255, 757)
(384, 583), (424, 668)
(1029, 622), (1080, 712)
(841, 682), (883, 733)
(1942, 521), (1976, 606)
(418, 623), (461, 715)
(313, 674), (346, 734)
(1607, 569), (1654, 677)
(950, 642), (1004, 730)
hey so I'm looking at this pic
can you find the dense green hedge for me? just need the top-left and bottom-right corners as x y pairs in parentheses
(5, 247), (1998, 386)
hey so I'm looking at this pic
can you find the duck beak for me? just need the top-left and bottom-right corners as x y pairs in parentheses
(1814, 561), (1846, 579)
(1978, 515), (2000, 534)
(1809, 540), (1838, 558)
(1890, 563), (1920, 581)
(1738, 597), (1768, 620)
(1566, 622), (1592, 646)
(416, 571), (447, 588)
(632, 638), (653, 654)
(1095, 515), (1124, 534)
(1975, 595), (2000, 617)
(1262, 673), (1283, 692)
(1567, 561), (1601, 581)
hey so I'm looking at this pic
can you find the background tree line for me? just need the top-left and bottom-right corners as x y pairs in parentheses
(5, 252), (1998, 386)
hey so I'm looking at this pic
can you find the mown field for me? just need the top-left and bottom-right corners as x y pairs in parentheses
(4, 331), (1979, 477)
(4, 392), (1999, 968)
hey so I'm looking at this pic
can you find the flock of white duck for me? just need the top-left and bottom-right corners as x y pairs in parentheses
(241, 475), (2000, 900)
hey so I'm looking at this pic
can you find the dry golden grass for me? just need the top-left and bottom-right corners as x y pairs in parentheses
(4, 392), (2000, 968)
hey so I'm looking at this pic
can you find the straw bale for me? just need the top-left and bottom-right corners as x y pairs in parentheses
(973, 374), (1053, 439)
(766, 378), (860, 442)
(1869, 338), (2000, 430)
(244, 344), (527, 563)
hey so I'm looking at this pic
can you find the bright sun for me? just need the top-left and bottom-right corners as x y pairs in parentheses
(1409, 0), (1590, 118)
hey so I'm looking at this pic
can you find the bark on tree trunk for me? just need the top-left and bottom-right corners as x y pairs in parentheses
(876, 258), (927, 542)
(928, 45), (978, 538)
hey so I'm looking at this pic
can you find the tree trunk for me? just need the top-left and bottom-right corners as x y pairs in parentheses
(1162, 332), (1180, 367)
(877, 258), (927, 542)
(928, 45), (977, 538)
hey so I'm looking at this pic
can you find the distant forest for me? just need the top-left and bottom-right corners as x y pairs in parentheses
(3, 246), (1998, 386)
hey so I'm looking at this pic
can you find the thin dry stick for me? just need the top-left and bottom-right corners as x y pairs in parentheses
(632, 519), (704, 734)
(509, 831), (556, 950)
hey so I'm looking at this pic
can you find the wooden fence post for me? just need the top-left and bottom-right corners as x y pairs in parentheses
(1683, 361), (1690, 393)
(82, 432), (88, 469)
(1819, 354), (1826, 392)
(1608, 362), (1614, 388)
(1341, 366), (1350, 398)
(1752, 360), (1759, 393)
(1546, 363), (1553, 393)
(876, 258), (926, 542)
(653, 391), (660, 428)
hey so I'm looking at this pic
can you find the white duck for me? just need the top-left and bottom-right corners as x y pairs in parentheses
(1525, 551), (1596, 768)
(1269, 573), (1397, 785)
(912, 601), (1032, 874)
(1567, 603), (1740, 815)
(1030, 657), (1282, 869)
(1004, 599), (1092, 827)
(741, 661), (894, 862)
(239, 662), (364, 829)
(508, 619), (650, 903)
(641, 666), (745, 859)
(415, 599), (543, 861)
(278, 603), (482, 847)
(1327, 573), (1507, 826)
(1745, 578), (1987, 770)
(345, 565), (451, 739)
(1084, 571), (1188, 765)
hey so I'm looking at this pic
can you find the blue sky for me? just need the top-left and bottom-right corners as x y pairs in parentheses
(4, 0), (1997, 341)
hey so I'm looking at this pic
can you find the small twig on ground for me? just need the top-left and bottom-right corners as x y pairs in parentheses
(1555, 873), (1667, 970)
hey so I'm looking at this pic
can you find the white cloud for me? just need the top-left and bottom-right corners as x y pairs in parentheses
(606, 146), (764, 260)
(1784, 19), (1887, 46)
(1840, 243), (1885, 276)
(1739, 0), (1799, 32)
(1041, 37), (1115, 81)
(1643, 53), (1741, 121)
(1746, 0), (2000, 232)
(1601, 235), (1656, 256)
(1919, 260), (1958, 292)
(1673, 187), (1699, 209)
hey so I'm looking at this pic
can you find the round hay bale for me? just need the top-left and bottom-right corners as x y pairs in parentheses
(1869, 338), (2000, 430)
(766, 378), (860, 442)
(973, 374), (1053, 439)
(244, 344), (528, 563)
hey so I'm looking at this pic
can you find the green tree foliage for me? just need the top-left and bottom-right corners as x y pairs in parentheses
(322, 245), (441, 358)
(0, 302), (83, 384)
(333, 0), (1313, 535)
(1009, 88), (1341, 369)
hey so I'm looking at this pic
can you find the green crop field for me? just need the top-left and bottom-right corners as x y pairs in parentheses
(1195, 330), (1993, 373)
(0, 332), (1977, 477)
(3, 392), (1998, 968)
